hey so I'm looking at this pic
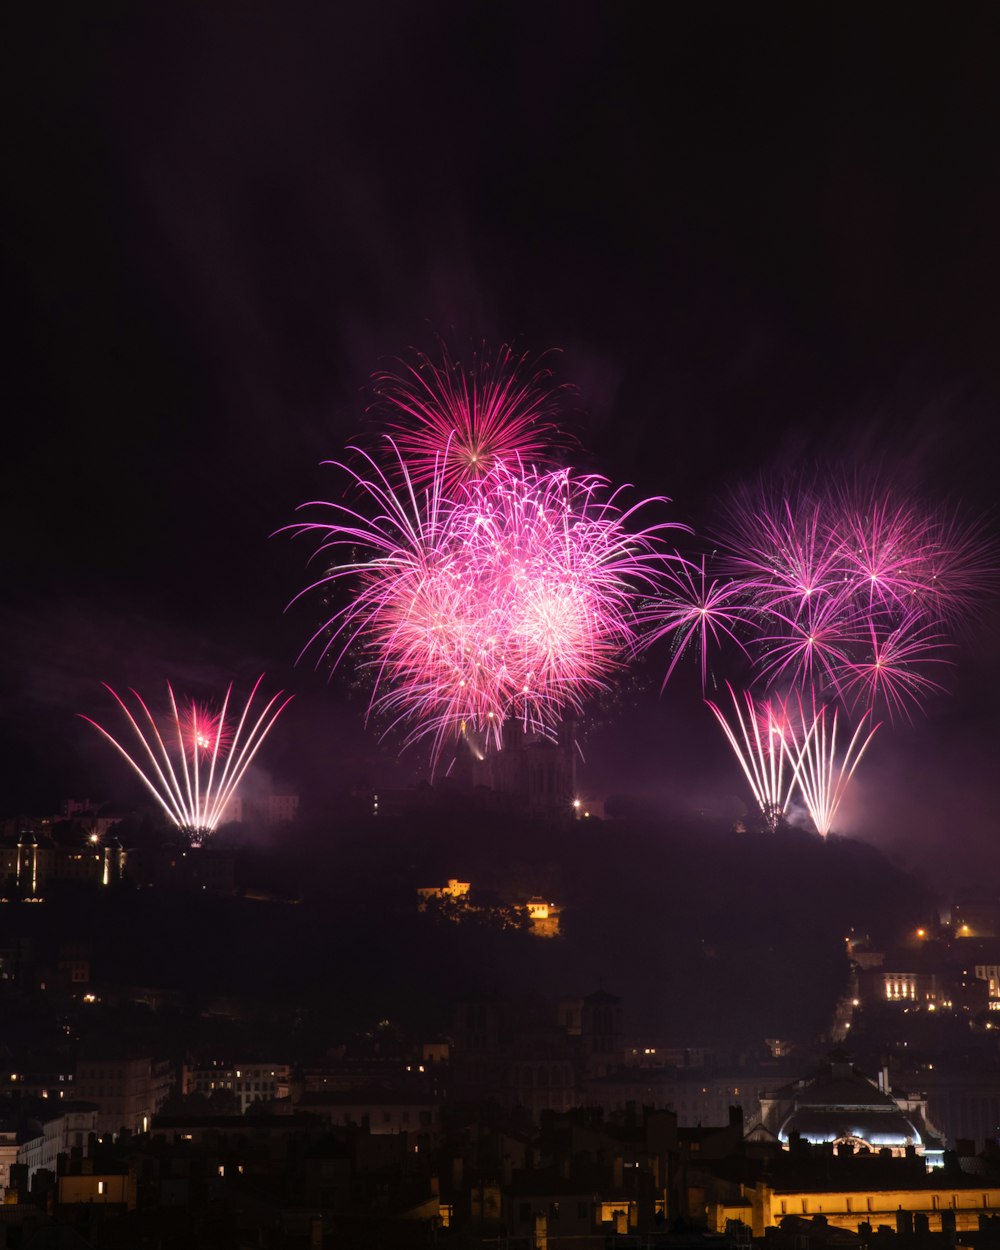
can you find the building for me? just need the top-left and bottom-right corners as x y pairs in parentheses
(295, 1089), (441, 1147)
(713, 1168), (1000, 1237)
(451, 991), (625, 1115)
(0, 1127), (17, 1198)
(125, 845), (235, 894)
(0, 831), (125, 895)
(752, 1052), (944, 1165)
(73, 1057), (172, 1137)
(222, 793), (300, 826)
(484, 719), (577, 817)
(182, 1061), (290, 1113)
(585, 1064), (796, 1128)
(16, 1103), (100, 1186)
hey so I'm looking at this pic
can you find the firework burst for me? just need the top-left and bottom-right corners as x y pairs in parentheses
(637, 554), (754, 691)
(371, 345), (566, 490)
(704, 474), (997, 721)
(286, 442), (680, 764)
(80, 677), (293, 841)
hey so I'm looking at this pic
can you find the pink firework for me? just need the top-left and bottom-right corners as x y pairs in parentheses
(284, 441), (507, 758)
(710, 474), (997, 719)
(835, 489), (933, 614)
(913, 507), (1000, 631)
(707, 684), (796, 831)
(754, 592), (860, 697)
(80, 677), (293, 840)
(838, 614), (952, 721)
(781, 694), (880, 837)
(637, 554), (753, 691)
(179, 701), (233, 759)
(721, 485), (845, 620)
(371, 345), (566, 490)
(286, 445), (679, 763)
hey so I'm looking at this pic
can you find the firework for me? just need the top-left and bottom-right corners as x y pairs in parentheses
(835, 490), (933, 614)
(179, 701), (232, 758)
(914, 507), (1000, 631)
(80, 676), (293, 841)
(782, 695), (879, 837)
(839, 614), (951, 720)
(706, 684), (796, 831)
(637, 555), (754, 690)
(754, 592), (860, 698)
(720, 486), (845, 619)
(372, 345), (566, 490)
(286, 443), (679, 763)
(708, 475), (996, 720)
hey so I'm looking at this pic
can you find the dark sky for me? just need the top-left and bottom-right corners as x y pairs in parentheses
(4, 4), (1000, 886)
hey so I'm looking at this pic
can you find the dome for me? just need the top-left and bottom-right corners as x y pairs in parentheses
(772, 1053), (929, 1154)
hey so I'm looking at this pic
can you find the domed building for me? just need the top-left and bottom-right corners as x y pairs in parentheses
(752, 1050), (944, 1166)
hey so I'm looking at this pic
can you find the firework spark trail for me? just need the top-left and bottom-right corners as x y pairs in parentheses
(80, 676), (293, 839)
(706, 684), (796, 831)
(754, 593), (861, 698)
(835, 490), (934, 613)
(286, 443), (682, 763)
(721, 488), (846, 619)
(636, 555), (754, 691)
(915, 507), (1000, 630)
(782, 694), (879, 837)
(372, 345), (566, 490)
(839, 614), (952, 720)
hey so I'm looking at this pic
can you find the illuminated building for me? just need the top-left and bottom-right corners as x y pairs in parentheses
(711, 1173), (1000, 1237)
(0, 832), (125, 896)
(526, 898), (560, 937)
(417, 880), (563, 935)
(753, 1052), (944, 1164)
(15, 1103), (100, 1187)
(416, 879), (471, 912)
(0, 1129), (17, 1199)
(852, 939), (992, 1014)
(182, 1061), (290, 1113)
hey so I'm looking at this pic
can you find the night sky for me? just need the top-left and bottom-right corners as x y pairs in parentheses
(4, 5), (1000, 887)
